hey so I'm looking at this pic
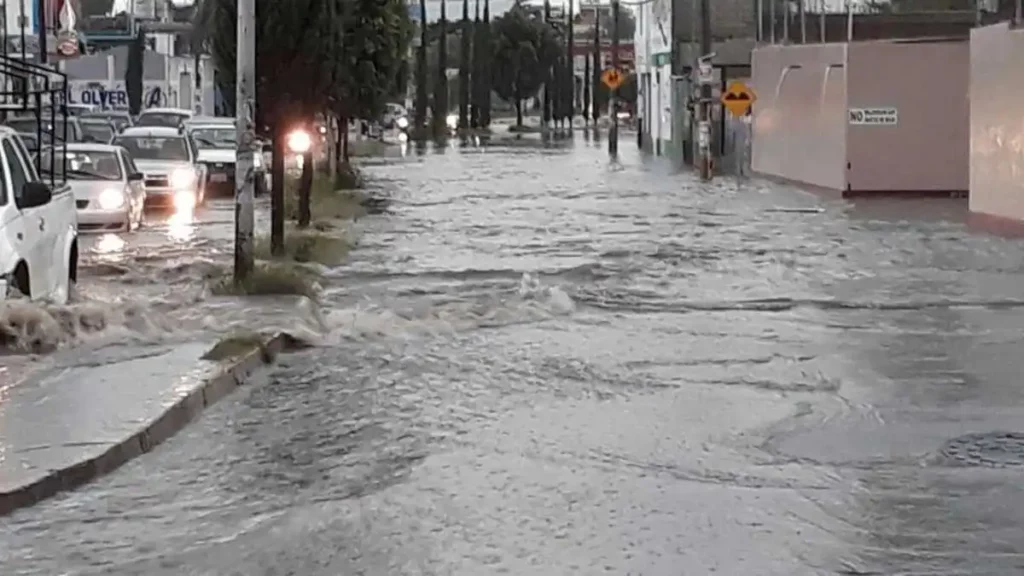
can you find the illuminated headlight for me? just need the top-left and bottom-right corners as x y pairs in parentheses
(446, 114), (458, 129)
(170, 168), (197, 189)
(396, 116), (409, 129)
(287, 129), (312, 153)
(97, 188), (125, 210)
(173, 190), (196, 211)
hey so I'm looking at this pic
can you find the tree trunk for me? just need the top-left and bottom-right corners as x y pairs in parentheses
(333, 116), (343, 176)
(297, 143), (313, 228)
(341, 117), (350, 163)
(271, 123), (286, 256)
(515, 99), (523, 127)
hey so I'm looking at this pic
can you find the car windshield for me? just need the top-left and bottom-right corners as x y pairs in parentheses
(191, 127), (235, 149)
(5, 118), (74, 140)
(113, 135), (190, 161)
(39, 149), (122, 181)
(137, 113), (188, 128)
(80, 122), (114, 143)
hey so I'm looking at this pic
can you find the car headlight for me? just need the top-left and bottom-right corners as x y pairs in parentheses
(170, 168), (197, 189)
(173, 190), (196, 212)
(396, 116), (409, 129)
(287, 129), (312, 153)
(97, 188), (125, 210)
(446, 114), (458, 129)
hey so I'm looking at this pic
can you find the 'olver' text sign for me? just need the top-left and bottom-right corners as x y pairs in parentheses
(848, 107), (898, 126)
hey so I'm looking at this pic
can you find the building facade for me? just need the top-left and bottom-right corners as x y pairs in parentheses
(635, 0), (671, 154)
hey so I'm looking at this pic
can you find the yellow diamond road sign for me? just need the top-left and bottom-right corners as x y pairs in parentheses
(601, 68), (625, 90)
(721, 81), (756, 117)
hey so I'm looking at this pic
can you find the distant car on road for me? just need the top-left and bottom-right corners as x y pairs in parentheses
(0, 127), (78, 303)
(4, 115), (83, 143)
(136, 107), (194, 129)
(187, 117), (237, 196)
(83, 110), (133, 134)
(39, 143), (146, 232)
(113, 126), (207, 210)
(79, 118), (116, 144)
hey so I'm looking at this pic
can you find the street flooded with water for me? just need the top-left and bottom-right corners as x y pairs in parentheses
(4, 135), (1024, 575)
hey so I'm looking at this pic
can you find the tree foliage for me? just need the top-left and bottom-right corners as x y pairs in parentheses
(490, 5), (561, 126)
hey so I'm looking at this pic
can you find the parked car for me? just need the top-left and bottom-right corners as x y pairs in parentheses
(136, 107), (194, 129)
(39, 143), (146, 232)
(0, 127), (78, 303)
(79, 118), (116, 144)
(4, 116), (83, 143)
(83, 110), (134, 133)
(112, 126), (206, 210)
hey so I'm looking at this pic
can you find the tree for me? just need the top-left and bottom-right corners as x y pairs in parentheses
(479, 0), (492, 127)
(125, 27), (144, 116)
(210, 0), (338, 254)
(458, 0), (471, 130)
(491, 5), (561, 127)
(582, 52), (591, 125)
(590, 9), (601, 123)
(330, 0), (412, 154)
(470, 0), (482, 128)
(432, 0), (449, 137)
(415, 0), (429, 134)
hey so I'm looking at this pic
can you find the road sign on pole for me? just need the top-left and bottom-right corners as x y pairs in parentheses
(721, 81), (757, 117)
(601, 68), (625, 90)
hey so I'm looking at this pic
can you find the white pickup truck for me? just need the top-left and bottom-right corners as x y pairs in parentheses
(0, 126), (78, 303)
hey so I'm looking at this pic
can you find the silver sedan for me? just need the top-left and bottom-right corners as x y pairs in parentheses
(39, 143), (146, 232)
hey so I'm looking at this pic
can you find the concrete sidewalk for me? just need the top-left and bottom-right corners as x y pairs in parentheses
(0, 335), (288, 515)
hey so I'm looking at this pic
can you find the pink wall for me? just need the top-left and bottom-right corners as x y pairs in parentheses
(751, 44), (848, 191)
(969, 23), (1024, 223)
(846, 40), (969, 193)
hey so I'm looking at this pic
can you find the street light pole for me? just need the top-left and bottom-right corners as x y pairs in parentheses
(609, 0), (619, 157)
(233, 0), (256, 283)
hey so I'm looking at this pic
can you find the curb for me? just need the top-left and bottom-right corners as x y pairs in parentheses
(0, 332), (297, 517)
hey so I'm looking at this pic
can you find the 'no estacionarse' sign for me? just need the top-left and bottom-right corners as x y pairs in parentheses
(848, 107), (898, 126)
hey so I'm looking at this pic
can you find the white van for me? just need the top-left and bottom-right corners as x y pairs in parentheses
(0, 127), (78, 303)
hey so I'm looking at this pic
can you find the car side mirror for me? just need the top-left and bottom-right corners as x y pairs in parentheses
(127, 172), (144, 181)
(18, 181), (52, 208)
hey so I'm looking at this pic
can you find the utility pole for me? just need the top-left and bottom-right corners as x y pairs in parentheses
(233, 0), (256, 283)
(609, 0), (619, 157)
(542, 0), (552, 132)
(38, 0), (47, 64)
(697, 0), (712, 181)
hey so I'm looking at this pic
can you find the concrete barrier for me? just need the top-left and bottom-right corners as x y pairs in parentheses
(0, 333), (296, 517)
(968, 22), (1024, 235)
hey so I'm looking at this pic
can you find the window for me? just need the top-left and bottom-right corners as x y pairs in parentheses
(121, 149), (139, 175)
(4, 139), (29, 204)
(12, 137), (40, 182)
(112, 136), (190, 161)
(41, 149), (122, 181)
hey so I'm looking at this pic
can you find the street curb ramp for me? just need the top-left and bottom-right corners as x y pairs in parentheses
(0, 332), (300, 517)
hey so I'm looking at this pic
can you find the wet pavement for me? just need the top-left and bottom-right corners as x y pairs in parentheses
(5, 136), (1024, 574)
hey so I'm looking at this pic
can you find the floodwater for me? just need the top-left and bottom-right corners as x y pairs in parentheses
(5, 135), (1024, 575)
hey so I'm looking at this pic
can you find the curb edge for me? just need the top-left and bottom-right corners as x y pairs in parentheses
(0, 332), (293, 518)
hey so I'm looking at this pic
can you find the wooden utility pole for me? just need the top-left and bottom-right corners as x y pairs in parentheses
(609, 0), (619, 156)
(697, 0), (712, 181)
(234, 0), (256, 282)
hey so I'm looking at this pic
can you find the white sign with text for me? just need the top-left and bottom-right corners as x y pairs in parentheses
(67, 81), (171, 111)
(848, 107), (898, 126)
